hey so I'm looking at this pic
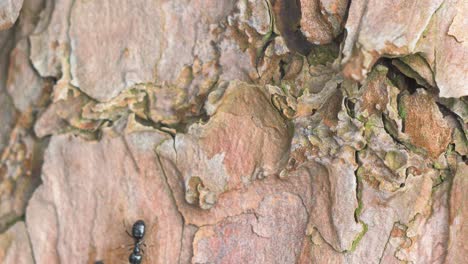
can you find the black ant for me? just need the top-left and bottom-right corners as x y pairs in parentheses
(127, 220), (147, 264)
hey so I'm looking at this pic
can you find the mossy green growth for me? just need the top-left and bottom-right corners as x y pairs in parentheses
(350, 222), (368, 252)
(433, 162), (445, 170)
(385, 151), (407, 171)
(307, 44), (338, 66)
(398, 100), (407, 119)
(431, 170), (450, 189)
(363, 115), (381, 137)
(350, 166), (369, 252)
(257, 30), (275, 57)
(354, 172), (364, 220)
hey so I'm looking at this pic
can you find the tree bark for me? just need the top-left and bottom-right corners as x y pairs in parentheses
(0, 0), (466, 263)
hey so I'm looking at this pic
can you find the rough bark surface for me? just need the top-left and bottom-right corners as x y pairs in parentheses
(0, 0), (466, 263)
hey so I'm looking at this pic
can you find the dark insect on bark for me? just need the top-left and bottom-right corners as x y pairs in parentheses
(127, 220), (147, 264)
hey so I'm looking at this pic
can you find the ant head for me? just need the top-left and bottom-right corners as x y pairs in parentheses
(132, 220), (146, 239)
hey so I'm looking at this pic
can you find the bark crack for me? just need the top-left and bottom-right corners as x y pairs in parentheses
(154, 150), (187, 263)
(378, 222), (399, 264)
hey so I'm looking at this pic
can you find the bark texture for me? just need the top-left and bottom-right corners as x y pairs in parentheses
(0, 0), (466, 263)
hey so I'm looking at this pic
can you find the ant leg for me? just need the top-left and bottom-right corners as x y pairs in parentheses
(111, 243), (133, 251)
(142, 218), (158, 247)
(149, 218), (158, 237)
(123, 219), (132, 238)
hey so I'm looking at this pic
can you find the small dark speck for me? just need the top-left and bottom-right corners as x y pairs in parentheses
(95, 261), (104, 264)
(400, 183), (405, 188)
